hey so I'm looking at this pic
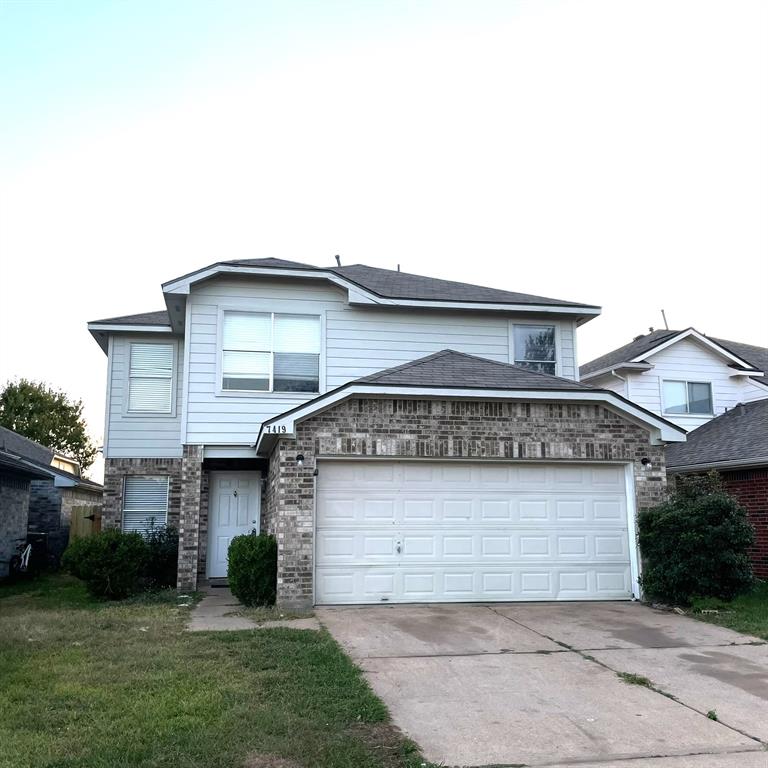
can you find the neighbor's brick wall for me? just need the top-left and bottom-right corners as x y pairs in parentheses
(0, 473), (31, 579)
(267, 398), (667, 608)
(28, 480), (62, 553)
(102, 457), (183, 530)
(721, 468), (768, 579)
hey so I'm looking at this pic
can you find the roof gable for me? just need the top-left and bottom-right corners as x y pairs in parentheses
(581, 328), (767, 380)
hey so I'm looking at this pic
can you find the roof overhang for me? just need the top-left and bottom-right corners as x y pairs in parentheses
(161, 263), (602, 325)
(255, 384), (687, 454)
(667, 456), (768, 473)
(87, 322), (175, 353)
(580, 362), (654, 382)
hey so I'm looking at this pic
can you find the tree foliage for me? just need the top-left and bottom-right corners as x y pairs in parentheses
(0, 379), (98, 469)
(638, 472), (754, 605)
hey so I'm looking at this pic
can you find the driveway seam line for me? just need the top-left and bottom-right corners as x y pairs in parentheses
(504, 743), (766, 768)
(484, 606), (765, 748)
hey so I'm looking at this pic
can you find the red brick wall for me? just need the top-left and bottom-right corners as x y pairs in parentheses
(721, 468), (768, 579)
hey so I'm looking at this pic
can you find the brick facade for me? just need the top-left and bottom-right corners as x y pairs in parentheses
(266, 397), (667, 608)
(103, 457), (183, 529)
(720, 468), (768, 579)
(178, 445), (204, 590)
(103, 452), (212, 590)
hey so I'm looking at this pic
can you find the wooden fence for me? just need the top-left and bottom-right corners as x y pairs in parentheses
(69, 506), (102, 544)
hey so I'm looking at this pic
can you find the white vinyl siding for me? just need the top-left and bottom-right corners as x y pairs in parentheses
(128, 343), (174, 412)
(184, 277), (581, 445)
(122, 476), (169, 534)
(105, 334), (183, 458)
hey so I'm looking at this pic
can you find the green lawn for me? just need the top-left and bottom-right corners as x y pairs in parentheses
(691, 580), (768, 641)
(0, 575), (428, 768)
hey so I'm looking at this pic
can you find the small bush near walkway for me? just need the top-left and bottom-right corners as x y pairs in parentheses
(638, 473), (755, 605)
(61, 526), (179, 599)
(228, 532), (277, 606)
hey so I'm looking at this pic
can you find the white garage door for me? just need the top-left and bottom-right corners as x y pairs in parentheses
(315, 460), (634, 605)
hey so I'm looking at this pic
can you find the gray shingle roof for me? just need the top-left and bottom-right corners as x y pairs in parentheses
(356, 350), (592, 391)
(580, 329), (768, 378)
(221, 258), (597, 308)
(666, 399), (768, 470)
(90, 310), (170, 326)
(328, 264), (595, 307)
(580, 330), (681, 377)
(0, 426), (103, 490)
(0, 426), (54, 465)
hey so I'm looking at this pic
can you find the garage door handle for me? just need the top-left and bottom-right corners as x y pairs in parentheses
(396, 543), (402, 554)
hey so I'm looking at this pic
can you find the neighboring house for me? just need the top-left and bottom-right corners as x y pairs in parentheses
(88, 258), (685, 607)
(0, 449), (49, 578)
(580, 328), (768, 431)
(666, 399), (768, 579)
(0, 427), (103, 561)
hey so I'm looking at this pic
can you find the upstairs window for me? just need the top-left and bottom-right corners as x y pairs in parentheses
(663, 380), (713, 415)
(128, 343), (174, 412)
(514, 325), (556, 375)
(122, 476), (169, 534)
(222, 312), (320, 393)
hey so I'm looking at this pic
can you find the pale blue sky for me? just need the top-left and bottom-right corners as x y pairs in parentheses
(1, 1), (766, 478)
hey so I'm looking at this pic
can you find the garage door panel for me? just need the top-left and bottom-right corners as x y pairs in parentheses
(316, 460), (633, 604)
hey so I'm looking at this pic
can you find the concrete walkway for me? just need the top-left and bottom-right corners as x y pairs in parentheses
(319, 602), (768, 768)
(187, 586), (320, 632)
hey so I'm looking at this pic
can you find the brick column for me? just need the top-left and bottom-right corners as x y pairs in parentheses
(177, 445), (203, 591)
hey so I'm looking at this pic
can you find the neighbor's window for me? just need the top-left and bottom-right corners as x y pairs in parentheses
(122, 476), (169, 534)
(662, 380), (713, 415)
(128, 343), (174, 412)
(514, 325), (556, 375)
(222, 312), (320, 393)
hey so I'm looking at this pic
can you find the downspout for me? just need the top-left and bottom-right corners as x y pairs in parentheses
(609, 369), (629, 398)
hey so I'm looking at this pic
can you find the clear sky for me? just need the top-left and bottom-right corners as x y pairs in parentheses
(1, 0), (766, 480)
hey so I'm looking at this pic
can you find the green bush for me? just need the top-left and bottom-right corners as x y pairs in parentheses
(62, 529), (148, 599)
(144, 524), (179, 589)
(228, 532), (277, 606)
(638, 473), (755, 605)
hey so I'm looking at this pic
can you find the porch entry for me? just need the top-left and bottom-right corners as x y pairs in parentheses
(207, 472), (261, 579)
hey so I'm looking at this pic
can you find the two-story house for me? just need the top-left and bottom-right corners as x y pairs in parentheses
(88, 258), (685, 608)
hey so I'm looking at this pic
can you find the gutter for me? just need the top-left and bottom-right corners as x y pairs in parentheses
(667, 456), (768, 473)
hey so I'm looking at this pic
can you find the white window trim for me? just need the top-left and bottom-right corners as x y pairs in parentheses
(661, 379), (714, 416)
(121, 475), (170, 534)
(215, 306), (326, 397)
(123, 338), (178, 418)
(509, 322), (560, 377)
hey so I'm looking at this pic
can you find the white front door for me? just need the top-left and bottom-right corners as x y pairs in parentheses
(207, 472), (261, 579)
(315, 460), (633, 605)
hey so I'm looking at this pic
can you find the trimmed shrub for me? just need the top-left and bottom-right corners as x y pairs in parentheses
(638, 473), (755, 605)
(228, 532), (277, 606)
(62, 529), (148, 599)
(144, 525), (179, 589)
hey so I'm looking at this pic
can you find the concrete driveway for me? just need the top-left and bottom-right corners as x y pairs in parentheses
(317, 602), (768, 768)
